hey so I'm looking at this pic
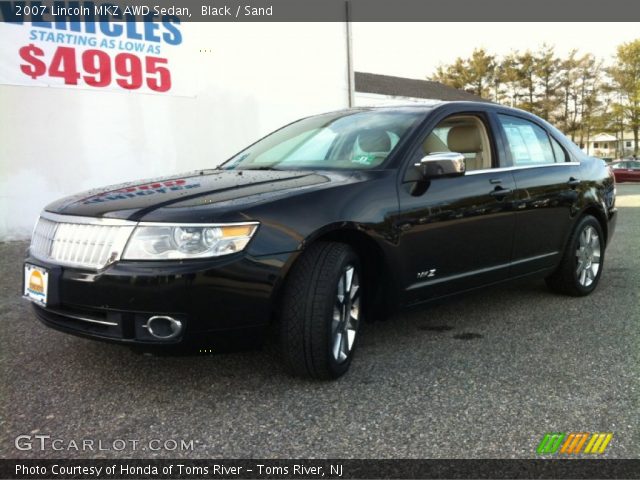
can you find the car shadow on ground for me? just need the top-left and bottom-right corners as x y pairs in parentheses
(72, 274), (555, 386)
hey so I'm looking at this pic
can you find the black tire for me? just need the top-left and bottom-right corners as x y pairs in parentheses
(278, 241), (363, 379)
(545, 215), (605, 297)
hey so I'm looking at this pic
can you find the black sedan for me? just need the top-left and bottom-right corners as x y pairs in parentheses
(23, 102), (617, 379)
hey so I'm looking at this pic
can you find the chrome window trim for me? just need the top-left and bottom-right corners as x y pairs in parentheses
(465, 161), (581, 175)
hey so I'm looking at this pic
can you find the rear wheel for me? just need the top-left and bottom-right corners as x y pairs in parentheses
(278, 242), (363, 379)
(546, 215), (604, 296)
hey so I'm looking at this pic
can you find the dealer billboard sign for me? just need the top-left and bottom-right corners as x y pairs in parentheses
(0, 2), (193, 95)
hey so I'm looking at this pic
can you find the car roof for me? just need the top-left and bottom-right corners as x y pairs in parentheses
(325, 101), (534, 117)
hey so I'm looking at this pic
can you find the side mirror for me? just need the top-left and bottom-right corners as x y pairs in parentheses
(415, 152), (466, 179)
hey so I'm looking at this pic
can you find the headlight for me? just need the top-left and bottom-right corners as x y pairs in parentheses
(122, 223), (258, 260)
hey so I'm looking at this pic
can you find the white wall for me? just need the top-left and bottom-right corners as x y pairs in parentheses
(0, 23), (349, 240)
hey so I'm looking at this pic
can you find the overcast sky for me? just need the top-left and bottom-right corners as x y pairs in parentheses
(352, 23), (640, 80)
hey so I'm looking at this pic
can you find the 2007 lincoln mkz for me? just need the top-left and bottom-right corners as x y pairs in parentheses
(24, 102), (617, 379)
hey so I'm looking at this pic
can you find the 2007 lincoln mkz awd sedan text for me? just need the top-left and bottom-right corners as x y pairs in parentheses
(24, 102), (617, 379)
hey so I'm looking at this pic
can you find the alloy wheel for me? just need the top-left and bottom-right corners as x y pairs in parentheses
(575, 225), (601, 287)
(331, 265), (360, 363)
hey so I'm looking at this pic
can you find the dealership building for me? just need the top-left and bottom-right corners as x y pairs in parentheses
(0, 21), (480, 240)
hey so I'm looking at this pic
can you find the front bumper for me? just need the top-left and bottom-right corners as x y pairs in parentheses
(24, 250), (296, 346)
(607, 207), (617, 247)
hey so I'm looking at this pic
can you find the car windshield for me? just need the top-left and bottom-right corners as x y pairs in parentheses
(221, 110), (424, 171)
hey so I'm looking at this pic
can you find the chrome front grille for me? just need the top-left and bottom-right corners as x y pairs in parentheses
(30, 213), (136, 270)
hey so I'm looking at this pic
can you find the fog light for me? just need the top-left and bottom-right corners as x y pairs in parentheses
(143, 316), (183, 340)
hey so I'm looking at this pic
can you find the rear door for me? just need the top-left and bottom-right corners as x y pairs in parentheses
(495, 114), (581, 275)
(395, 110), (516, 304)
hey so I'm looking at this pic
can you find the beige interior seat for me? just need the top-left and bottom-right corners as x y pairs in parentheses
(350, 128), (392, 166)
(356, 129), (391, 154)
(447, 125), (485, 171)
(422, 132), (448, 154)
(406, 116), (491, 182)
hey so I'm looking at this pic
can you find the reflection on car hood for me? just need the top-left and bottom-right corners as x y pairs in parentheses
(45, 169), (336, 221)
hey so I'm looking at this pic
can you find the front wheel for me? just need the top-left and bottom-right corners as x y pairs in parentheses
(546, 215), (605, 296)
(278, 242), (363, 379)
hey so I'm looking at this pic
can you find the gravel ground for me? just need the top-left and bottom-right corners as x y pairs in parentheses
(1, 185), (638, 459)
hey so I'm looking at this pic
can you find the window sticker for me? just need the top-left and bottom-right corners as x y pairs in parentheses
(351, 154), (377, 165)
(503, 126), (530, 163)
(500, 115), (556, 165)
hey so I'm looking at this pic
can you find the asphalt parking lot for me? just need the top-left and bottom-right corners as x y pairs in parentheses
(1, 185), (638, 460)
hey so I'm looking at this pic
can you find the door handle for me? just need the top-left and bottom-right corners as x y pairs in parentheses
(568, 177), (581, 187)
(490, 186), (512, 198)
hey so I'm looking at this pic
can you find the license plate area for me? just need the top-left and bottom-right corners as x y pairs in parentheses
(24, 264), (49, 306)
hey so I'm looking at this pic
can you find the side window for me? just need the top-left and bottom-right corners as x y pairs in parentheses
(408, 115), (492, 177)
(498, 115), (556, 166)
(549, 135), (568, 163)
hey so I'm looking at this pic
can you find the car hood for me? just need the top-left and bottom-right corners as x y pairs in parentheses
(45, 169), (343, 221)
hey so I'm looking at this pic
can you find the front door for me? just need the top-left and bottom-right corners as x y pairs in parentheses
(396, 113), (516, 304)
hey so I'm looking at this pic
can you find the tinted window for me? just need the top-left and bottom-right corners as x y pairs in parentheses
(549, 135), (568, 162)
(222, 110), (423, 171)
(418, 115), (492, 171)
(253, 129), (337, 164)
(498, 115), (556, 166)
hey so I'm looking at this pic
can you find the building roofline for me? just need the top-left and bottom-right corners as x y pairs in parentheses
(354, 71), (490, 103)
